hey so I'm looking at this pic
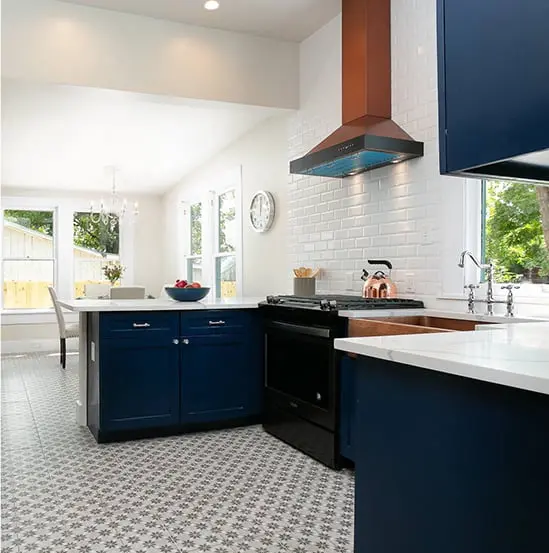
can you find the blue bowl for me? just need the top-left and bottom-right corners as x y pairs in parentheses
(165, 287), (211, 302)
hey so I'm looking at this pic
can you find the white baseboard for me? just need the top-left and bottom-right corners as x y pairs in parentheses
(1, 339), (79, 355)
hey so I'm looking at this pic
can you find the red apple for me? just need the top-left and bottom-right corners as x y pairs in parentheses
(191, 282), (201, 288)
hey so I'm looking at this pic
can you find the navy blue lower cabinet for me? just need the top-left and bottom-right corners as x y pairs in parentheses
(87, 309), (263, 442)
(353, 356), (549, 553)
(180, 333), (262, 424)
(339, 354), (356, 463)
(99, 337), (180, 434)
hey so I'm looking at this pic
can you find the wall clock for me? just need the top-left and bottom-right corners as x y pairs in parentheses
(249, 190), (275, 233)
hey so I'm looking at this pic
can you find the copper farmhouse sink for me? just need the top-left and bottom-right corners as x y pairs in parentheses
(349, 316), (494, 338)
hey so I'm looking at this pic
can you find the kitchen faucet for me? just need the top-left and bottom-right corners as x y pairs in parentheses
(458, 250), (502, 315)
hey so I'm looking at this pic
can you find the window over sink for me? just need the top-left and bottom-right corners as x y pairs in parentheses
(482, 180), (549, 294)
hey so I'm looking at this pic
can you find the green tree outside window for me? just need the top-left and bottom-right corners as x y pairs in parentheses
(485, 181), (549, 283)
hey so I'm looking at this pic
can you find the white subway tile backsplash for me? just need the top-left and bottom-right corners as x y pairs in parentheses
(287, 0), (455, 294)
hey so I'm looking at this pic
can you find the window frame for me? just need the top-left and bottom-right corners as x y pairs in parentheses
(1, 206), (58, 311)
(72, 210), (122, 298)
(480, 179), (549, 297)
(441, 178), (549, 302)
(185, 200), (203, 284)
(1, 195), (134, 319)
(213, 186), (242, 299)
(179, 167), (243, 299)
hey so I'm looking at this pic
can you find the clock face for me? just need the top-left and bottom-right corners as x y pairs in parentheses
(250, 191), (275, 233)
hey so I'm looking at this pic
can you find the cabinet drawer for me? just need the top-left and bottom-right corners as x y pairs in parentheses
(180, 310), (253, 336)
(100, 312), (179, 339)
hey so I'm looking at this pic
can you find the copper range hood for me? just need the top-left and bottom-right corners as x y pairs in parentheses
(290, 0), (424, 178)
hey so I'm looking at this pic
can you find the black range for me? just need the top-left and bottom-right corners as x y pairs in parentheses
(260, 294), (424, 468)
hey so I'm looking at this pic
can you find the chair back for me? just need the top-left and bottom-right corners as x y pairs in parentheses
(110, 286), (146, 300)
(48, 286), (67, 338)
(84, 283), (110, 298)
(159, 284), (170, 298)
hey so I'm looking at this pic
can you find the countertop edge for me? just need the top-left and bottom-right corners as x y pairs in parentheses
(58, 299), (263, 312)
(334, 337), (549, 395)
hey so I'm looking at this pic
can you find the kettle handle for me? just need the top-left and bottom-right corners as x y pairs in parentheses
(367, 259), (393, 270)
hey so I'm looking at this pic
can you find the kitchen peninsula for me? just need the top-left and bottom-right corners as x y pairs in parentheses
(59, 298), (264, 441)
(335, 322), (549, 553)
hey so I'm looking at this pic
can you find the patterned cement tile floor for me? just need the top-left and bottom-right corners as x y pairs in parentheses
(1, 351), (354, 553)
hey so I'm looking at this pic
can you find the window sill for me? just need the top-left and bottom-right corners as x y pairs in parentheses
(1, 309), (78, 325)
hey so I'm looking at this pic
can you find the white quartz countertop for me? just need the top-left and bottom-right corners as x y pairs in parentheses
(59, 297), (264, 312)
(335, 321), (549, 395)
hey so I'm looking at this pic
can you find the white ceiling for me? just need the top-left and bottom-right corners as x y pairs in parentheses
(1, 80), (284, 194)
(57, 0), (341, 42)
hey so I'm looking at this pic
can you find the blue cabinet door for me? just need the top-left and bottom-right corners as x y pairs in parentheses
(437, 0), (549, 175)
(339, 355), (356, 462)
(180, 333), (263, 424)
(100, 337), (180, 432)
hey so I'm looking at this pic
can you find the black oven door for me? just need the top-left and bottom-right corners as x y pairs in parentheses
(265, 320), (337, 431)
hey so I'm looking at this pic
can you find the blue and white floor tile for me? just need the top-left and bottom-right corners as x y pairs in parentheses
(1, 352), (354, 552)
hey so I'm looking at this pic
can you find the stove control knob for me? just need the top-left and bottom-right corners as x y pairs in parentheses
(328, 300), (337, 310)
(316, 392), (322, 401)
(266, 295), (280, 304)
(320, 299), (329, 311)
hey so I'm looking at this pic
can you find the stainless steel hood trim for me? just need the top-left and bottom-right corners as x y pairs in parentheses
(290, 134), (424, 177)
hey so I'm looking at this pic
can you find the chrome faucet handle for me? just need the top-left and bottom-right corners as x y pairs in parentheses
(464, 284), (479, 314)
(501, 285), (520, 317)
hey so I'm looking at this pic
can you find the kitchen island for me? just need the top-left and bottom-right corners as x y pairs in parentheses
(59, 298), (264, 440)
(335, 322), (549, 553)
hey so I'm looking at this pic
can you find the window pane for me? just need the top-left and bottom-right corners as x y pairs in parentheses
(73, 212), (120, 297)
(3, 210), (54, 258)
(218, 190), (236, 253)
(215, 255), (236, 299)
(2, 260), (54, 309)
(73, 212), (119, 256)
(74, 259), (119, 298)
(484, 180), (549, 283)
(190, 203), (202, 256)
(186, 257), (202, 284)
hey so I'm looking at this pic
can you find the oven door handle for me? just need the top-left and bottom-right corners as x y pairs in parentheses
(266, 321), (332, 338)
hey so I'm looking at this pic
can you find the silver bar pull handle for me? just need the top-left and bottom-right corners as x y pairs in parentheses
(132, 322), (151, 328)
(208, 320), (226, 326)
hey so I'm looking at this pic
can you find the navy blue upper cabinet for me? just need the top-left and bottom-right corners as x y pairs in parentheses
(100, 336), (180, 433)
(437, 0), (549, 182)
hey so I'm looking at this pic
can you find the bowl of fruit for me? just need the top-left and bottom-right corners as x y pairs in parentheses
(164, 280), (210, 302)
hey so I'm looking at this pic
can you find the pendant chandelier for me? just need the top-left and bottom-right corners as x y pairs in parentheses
(89, 166), (139, 230)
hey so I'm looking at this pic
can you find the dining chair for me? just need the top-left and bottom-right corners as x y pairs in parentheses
(159, 284), (170, 298)
(48, 286), (79, 369)
(110, 286), (146, 300)
(84, 283), (110, 299)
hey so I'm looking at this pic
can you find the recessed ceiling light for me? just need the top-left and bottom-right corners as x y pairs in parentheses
(204, 0), (220, 10)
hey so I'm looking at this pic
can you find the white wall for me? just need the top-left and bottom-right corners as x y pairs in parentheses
(287, 0), (549, 319)
(2, 0), (299, 109)
(1, 187), (165, 345)
(288, 1), (462, 298)
(164, 114), (291, 297)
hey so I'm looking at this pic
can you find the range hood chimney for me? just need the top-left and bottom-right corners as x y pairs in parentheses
(290, 0), (424, 178)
